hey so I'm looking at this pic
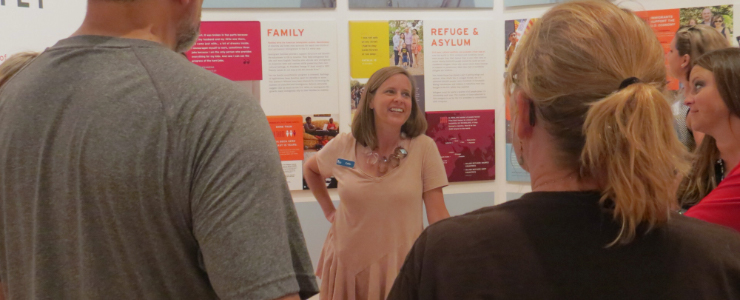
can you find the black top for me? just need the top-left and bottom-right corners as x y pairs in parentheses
(388, 191), (740, 300)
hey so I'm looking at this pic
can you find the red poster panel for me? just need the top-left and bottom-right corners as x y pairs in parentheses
(636, 9), (681, 90)
(267, 115), (304, 161)
(426, 110), (495, 182)
(187, 21), (263, 81)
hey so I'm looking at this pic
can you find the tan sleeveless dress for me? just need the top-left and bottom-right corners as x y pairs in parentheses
(314, 133), (448, 300)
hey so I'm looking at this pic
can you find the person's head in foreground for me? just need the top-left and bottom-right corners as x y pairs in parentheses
(386, 1), (740, 299)
(0, 52), (39, 88)
(506, 0), (688, 245)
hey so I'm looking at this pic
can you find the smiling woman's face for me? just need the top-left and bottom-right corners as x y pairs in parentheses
(370, 74), (413, 129)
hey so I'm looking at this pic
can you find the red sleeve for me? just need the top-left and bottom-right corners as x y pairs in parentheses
(685, 163), (740, 232)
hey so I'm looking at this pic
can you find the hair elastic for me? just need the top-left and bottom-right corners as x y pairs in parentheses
(619, 77), (641, 90)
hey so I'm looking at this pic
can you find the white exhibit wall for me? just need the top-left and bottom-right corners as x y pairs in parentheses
(1, 0), (737, 206)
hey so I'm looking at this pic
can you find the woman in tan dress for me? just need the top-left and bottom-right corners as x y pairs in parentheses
(303, 66), (450, 300)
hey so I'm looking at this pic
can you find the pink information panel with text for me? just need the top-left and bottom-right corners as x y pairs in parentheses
(187, 21), (263, 81)
(426, 110), (495, 182)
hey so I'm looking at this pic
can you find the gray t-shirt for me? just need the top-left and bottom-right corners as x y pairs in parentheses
(0, 36), (318, 300)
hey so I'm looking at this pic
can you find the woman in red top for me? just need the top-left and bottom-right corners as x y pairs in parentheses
(684, 48), (740, 232)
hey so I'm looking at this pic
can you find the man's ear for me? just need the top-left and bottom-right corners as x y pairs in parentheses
(513, 91), (535, 140)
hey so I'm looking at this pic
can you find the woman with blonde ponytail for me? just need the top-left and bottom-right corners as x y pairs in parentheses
(387, 1), (740, 299)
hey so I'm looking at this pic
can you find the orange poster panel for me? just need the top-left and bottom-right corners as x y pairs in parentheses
(636, 9), (681, 90)
(267, 115), (304, 161)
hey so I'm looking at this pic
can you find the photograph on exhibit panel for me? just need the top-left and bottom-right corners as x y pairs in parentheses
(203, 0), (335, 8)
(680, 5), (734, 44)
(390, 20), (425, 76)
(349, 20), (426, 119)
(302, 114), (340, 190)
(350, 0), (492, 8)
(503, 18), (537, 182)
(504, 18), (537, 144)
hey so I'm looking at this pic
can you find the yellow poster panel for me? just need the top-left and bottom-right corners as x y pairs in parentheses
(350, 21), (390, 79)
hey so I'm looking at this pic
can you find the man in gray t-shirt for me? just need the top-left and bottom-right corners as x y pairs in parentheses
(0, 0), (318, 299)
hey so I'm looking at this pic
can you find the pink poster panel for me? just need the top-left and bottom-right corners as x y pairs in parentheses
(426, 110), (495, 182)
(187, 21), (263, 81)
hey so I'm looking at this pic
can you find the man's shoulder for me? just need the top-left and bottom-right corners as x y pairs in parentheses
(134, 47), (247, 99)
(128, 45), (259, 115)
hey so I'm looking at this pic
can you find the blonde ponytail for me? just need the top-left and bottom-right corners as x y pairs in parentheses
(505, 0), (693, 246)
(582, 83), (690, 245)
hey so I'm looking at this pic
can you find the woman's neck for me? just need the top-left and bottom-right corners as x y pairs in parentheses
(375, 123), (402, 155)
(526, 128), (600, 192)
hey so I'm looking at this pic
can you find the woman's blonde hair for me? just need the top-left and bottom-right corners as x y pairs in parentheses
(505, 0), (690, 246)
(677, 48), (740, 207)
(0, 51), (39, 88)
(674, 25), (729, 80)
(351, 66), (426, 149)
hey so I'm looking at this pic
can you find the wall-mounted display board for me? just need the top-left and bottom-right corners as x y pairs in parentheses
(426, 110), (495, 182)
(349, 0), (492, 8)
(268, 115), (305, 190)
(349, 20), (496, 182)
(203, 0), (335, 8)
(187, 21), (340, 190)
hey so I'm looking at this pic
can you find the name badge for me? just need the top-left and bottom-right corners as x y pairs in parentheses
(337, 158), (355, 168)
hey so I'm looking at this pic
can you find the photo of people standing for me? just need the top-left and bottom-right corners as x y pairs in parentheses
(390, 21), (424, 76)
(681, 5), (734, 44)
(350, 79), (367, 114)
(504, 19), (537, 69)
